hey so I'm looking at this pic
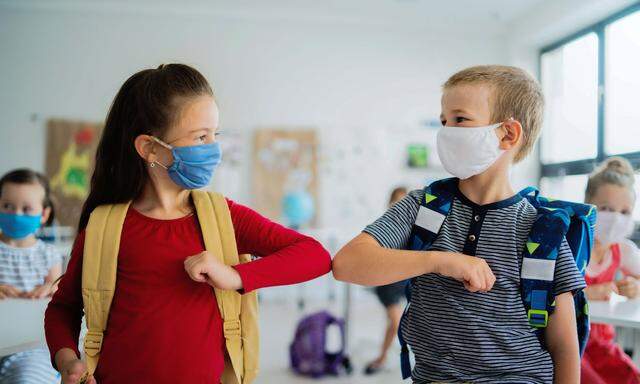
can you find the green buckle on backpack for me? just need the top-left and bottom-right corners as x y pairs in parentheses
(528, 309), (548, 328)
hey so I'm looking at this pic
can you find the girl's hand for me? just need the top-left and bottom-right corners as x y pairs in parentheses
(585, 282), (619, 301)
(21, 283), (55, 299)
(433, 252), (496, 292)
(616, 276), (639, 299)
(56, 348), (95, 384)
(0, 284), (23, 300)
(184, 251), (243, 291)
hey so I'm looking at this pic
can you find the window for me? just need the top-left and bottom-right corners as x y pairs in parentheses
(539, 4), (640, 212)
(605, 10), (640, 155)
(541, 33), (599, 163)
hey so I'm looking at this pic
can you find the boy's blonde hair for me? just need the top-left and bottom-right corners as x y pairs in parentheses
(443, 65), (544, 162)
(585, 157), (636, 203)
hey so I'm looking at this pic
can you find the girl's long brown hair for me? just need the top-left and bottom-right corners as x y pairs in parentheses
(77, 64), (213, 231)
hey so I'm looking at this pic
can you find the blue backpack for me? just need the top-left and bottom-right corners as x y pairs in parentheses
(398, 177), (596, 379)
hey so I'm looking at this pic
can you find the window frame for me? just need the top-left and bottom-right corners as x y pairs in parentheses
(538, 3), (640, 179)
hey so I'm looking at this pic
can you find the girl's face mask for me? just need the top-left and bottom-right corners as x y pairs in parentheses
(151, 136), (222, 190)
(0, 212), (42, 239)
(595, 210), (635, 245)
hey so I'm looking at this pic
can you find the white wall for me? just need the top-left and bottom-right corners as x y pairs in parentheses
(0, 2), (510, 234)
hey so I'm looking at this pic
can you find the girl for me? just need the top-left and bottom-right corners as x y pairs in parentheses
(44, 64), (331, 384)
(364, 186), (407, 376)
(582, 157), (640, 384)
(0, 169), (62, 383)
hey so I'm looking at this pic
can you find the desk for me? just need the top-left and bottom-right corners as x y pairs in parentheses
(0, 299), (49, 356)
(589, 294), (640, 365)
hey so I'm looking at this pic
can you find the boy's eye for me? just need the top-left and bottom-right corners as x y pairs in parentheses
(23, 206), (33, 214)
(1, 202), (13, 210)
(455, 117), (468, 123)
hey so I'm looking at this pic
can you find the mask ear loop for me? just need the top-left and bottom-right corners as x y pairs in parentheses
(149, 136), (172, 170)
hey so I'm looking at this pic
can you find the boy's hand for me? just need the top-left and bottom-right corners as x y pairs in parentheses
(184, 251), (243, 291)
(21, 283), (56, 299)
(433, 252), (495, 292)
(616, 276), (638, 299)
(0, 284), (23, 300)
(585, 282), (619, 301)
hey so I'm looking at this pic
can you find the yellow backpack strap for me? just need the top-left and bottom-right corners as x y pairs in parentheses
(210, 194), (259, 384)
(81, 203), (130, 375)
(192, 190), (243, 383)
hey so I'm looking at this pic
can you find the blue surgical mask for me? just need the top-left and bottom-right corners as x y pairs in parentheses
(151, 137), (222, 190)
(0, 212), (43, 239)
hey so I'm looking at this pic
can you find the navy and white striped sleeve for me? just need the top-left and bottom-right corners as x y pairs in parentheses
(553, 238), (586, 296)
(362, 189), (423, 249)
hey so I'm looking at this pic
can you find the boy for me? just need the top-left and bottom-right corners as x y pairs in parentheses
(333, 65), (584, 383)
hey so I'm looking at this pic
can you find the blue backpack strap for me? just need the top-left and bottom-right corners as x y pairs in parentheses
(519, 187), (597, 354)
(399, 178), (457, 379)
(520, 187), (596, 354)
(520, 205), (570, 329)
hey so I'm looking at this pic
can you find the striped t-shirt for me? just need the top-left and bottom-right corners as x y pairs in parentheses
(364, 187), (586, 384)
(0, 240), (62, 291)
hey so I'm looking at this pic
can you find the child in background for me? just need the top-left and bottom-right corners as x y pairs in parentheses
(45, 64), (331, 384)
(333, 65), (585, 383)
(364, 186), (408, 375)
(0, 169), (62, 383)
(581, 157), (640, 384)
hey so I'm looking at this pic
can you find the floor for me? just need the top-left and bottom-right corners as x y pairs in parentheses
(256, 292), (403, 384)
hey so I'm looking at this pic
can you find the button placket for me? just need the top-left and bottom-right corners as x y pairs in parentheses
(463, 210), (485, 256)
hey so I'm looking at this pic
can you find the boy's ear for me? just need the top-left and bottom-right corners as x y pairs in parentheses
(497, 119), (522, 151)
(133, 134), (157, 163)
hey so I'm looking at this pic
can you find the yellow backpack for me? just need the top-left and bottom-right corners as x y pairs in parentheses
(80, 190), (259, 383)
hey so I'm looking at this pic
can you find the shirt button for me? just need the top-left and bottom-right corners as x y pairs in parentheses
(468, 234), (476, 242)
(474, 215), (481, 222)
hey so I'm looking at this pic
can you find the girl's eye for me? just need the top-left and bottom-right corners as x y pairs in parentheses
(455, 117), (468, 123)
(23, 206), (33, 214)
(440, 120), (447, 126)
(2, 203), (13, 210)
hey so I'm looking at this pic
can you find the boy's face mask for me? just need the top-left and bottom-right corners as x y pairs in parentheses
(595, 210), (635, 245)
(151, 137), (222, 190)
(0, 212), (42, 239)
(436, 122), (505, 180)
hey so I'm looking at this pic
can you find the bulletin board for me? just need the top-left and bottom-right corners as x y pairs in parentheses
(252, 129), (318, 226)
(45, 119), (102, 228)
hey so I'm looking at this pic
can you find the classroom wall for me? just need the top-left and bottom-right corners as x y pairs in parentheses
(0, 1), (511, 236)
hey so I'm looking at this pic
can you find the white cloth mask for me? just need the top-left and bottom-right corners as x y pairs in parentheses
(436, 122), (505, 180)
(595, 210), (635, 245)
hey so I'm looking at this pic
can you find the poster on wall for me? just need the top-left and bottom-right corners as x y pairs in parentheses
(253, 129), (318, 228)
(45, 119), (102, 229)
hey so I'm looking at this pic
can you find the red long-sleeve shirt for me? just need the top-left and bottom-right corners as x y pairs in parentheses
(44, 199), (330, 383)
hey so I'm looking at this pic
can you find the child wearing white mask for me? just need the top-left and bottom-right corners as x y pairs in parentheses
(333, 65), (585, 383)
(581, 157), (640, 384)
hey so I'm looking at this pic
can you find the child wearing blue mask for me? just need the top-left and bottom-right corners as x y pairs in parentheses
(0, 168), (63, 383)
(333, 65), (586, 383)
(45, 64), (331, 384)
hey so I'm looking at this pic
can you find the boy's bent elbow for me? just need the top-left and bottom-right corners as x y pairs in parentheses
(331, 250), (348, 282)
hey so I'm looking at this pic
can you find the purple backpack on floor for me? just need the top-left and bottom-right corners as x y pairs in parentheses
(289, 310), (351, 378)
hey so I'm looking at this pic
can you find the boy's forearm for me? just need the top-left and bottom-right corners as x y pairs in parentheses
(332, 233), (443, 286)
